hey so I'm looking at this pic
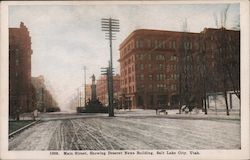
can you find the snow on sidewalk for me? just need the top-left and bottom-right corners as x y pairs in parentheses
(115, 109), (240, 121)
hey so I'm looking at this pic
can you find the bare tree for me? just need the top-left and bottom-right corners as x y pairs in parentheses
(211, 4), (241, 115)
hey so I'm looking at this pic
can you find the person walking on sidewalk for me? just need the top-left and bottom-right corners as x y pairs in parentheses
(155, 104), (158, 115)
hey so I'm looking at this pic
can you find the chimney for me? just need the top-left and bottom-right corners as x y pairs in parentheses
(20, 22), (25, 28)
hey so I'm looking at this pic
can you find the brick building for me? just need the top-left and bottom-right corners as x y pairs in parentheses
(9, 22), (34, 119)
(119, 28), (240, 109)
(96, 74), (121, 106)
(85, 84), (92, 102)
(199, 28), (240, 93)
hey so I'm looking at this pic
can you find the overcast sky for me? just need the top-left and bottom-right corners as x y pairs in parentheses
(9, 2), (240, 110)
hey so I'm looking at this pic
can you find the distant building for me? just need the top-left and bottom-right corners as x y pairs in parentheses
(96, 74), (121, 106)
(31, 75), (46, 112)
(31, 75), (59, 112)
(85, 84), (92, 103)
(119, 28), (240, 109)
(9, 22), (33, 119)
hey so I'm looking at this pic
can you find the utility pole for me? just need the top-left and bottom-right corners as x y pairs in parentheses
(79, 88), (82, 107)
(77, 88), (79, 107)
(101, 18), (120, 117)
(83, 66), (87, 107)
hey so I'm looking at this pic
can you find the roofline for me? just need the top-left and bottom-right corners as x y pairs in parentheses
(119, 29), (199, 49)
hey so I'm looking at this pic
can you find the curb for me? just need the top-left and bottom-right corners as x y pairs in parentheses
(9, 119), (41, 138)
(162, 115), (240, 121)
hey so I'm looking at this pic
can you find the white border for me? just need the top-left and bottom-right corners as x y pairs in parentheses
(0, 1), (249, 160)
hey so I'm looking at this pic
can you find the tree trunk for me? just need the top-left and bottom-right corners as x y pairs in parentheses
(224, 91), (229, 116)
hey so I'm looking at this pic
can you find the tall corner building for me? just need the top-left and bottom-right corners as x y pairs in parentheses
(118, 28), (239, 109)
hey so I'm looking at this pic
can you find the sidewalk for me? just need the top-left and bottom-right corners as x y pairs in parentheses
(115, 109), (240, 121)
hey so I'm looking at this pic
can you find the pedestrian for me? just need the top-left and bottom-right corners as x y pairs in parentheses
(156, 101), (160, 115)
(33, 109), (38, 120)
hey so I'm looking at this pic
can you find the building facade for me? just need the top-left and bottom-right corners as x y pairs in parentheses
(119, 28), (240, 109)
(85, 84), (92, 102)
(9, 22), (34, 119)
(96, 74), (121, 106)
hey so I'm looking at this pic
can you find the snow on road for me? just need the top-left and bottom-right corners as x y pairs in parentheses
(9, 113), (240, 150)
(9, 116), (240, 150)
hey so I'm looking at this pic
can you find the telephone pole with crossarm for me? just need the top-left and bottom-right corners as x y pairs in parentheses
(101, 18), (120, 117)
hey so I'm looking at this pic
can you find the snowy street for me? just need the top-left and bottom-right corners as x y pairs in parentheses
(9, 110), (240, 150)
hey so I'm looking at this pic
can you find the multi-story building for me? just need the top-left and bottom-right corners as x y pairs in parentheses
(96, 74), (121, 106)
(119, 28), (239, 109)
(200, 28), (240, 93)
(9, 22), (34, 119)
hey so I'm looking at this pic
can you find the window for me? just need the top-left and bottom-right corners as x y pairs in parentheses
(173, 41), (176, 49)
(170, 65), (173, 70)
(154, 40), (159, 48)
(138, 84), (145, 91)
(184, 41), (192, 50)
(156, 74), (165, 81)
(149, 84), (153, 90)
(157, 84), (164, 91)
(166, 64), (170, 72)
(174, 74), (178, 80)
(140, 64), (144, 70)
(162, 41), (166, 49)
(174, 65), (177, 70)
(147, 64), (152, 69)
(169, 40), (176, 49)
(159, 64), (164, 70)
(148, 74), (153, 80)
(148, 54), (151, 60)
(169, 41), (172, 49)
(174, 85), (177, 91)
(140, 74), (144, 80)
(16, 59), (19, 66)
(136, 39), (144, 48)
(156, 55), (165, 60)
(136, 40), (140, 48)
(158, 40), (163, 49)
(141, 84), (145, 89)
(147, 40), (152, 48)
(170, 55), (177, 61)
(140, 54), (144, 60)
